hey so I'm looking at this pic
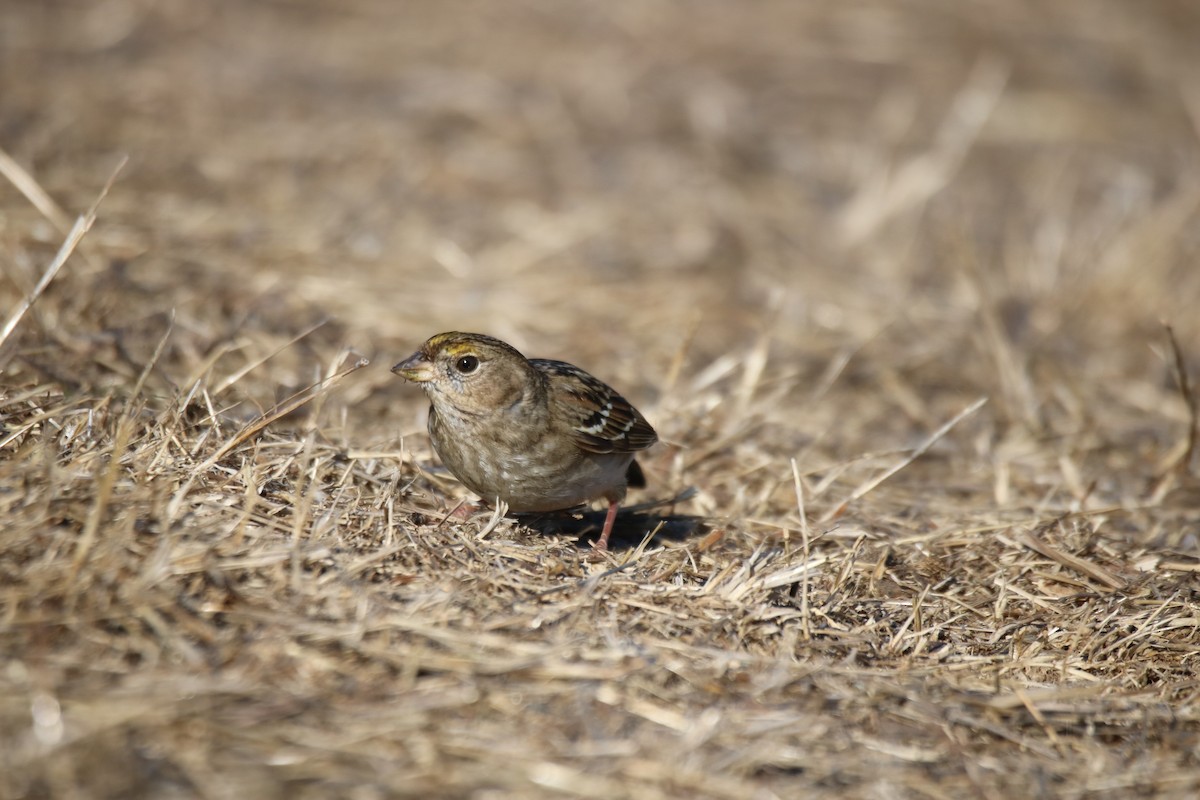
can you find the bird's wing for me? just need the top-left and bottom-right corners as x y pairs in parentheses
(532, 359), (659, 455)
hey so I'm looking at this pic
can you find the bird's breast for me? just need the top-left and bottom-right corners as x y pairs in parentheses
(427, 406), (632, 512)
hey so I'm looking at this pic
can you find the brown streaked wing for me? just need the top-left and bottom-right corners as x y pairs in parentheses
(533, 359), (658, 455)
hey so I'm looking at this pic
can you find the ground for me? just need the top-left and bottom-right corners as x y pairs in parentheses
(2, 1), (1200, 798)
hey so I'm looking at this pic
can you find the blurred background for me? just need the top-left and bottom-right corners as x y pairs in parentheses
(3, 0), (1200, 496)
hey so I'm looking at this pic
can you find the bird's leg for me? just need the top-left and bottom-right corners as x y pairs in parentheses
(594, 499), (620, 552)
(434, 499), (480, 529)
(451, 503), (480, 520)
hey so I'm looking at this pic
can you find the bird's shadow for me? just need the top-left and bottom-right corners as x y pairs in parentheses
(515, 499), (706, 551)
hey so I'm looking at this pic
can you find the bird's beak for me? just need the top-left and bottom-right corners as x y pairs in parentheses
(391, 350), (435, 383)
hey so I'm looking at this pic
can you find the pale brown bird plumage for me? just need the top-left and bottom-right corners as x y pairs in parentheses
(392, 332), (657, 551)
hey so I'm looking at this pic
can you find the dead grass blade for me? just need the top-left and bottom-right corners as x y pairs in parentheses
(839, 56), (1009, 242)
(166, 355), (370, 522)
(204, 356), (369, 469)
(0, 158), (127, 362)
(1015, 527), (1126, 591)
(1162, 322), (1198, 478)
(0, 143), (71, 232)
(212, 316), (330, 396)
(70, 314), (174, 581)
(823, 396), (988, 521)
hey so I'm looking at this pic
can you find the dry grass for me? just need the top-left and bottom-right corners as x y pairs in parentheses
(3, 1), (1200, 798)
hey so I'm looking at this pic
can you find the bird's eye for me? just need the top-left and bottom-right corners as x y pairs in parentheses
(454, 355), (480, 374)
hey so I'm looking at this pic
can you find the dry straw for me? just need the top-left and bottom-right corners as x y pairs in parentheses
(3, 3), (1200, 798)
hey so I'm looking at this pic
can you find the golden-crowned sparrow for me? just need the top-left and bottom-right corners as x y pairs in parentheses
(392, 332), (658, 551)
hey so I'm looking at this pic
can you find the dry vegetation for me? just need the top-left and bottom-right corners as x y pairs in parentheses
(4, 1), (1200, 798)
